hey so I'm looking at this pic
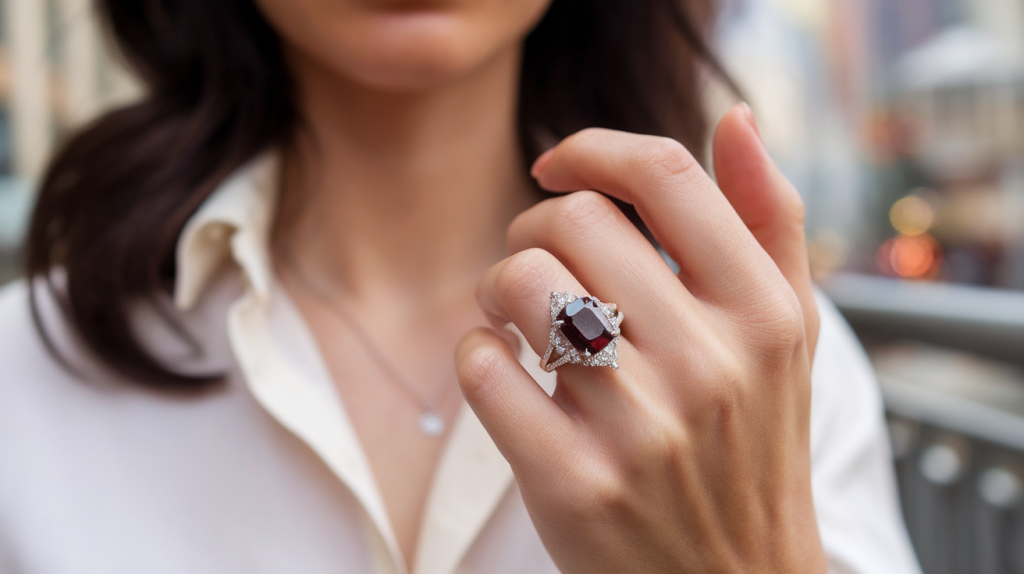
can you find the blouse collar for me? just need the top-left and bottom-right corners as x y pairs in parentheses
(170, 152), (551, 574)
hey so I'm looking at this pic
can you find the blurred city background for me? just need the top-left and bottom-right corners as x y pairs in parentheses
(0, 0), (1021, 571)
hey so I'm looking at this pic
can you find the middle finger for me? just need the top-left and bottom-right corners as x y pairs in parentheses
(507, 190), (696, 354)
(533, 128), (786, 307)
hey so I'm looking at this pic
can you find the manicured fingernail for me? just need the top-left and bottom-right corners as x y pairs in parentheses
(531, 148), (555, 178)
(741, 102), (762, 141)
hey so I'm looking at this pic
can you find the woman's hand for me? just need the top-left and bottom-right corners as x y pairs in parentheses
(454, 103), (825, 573)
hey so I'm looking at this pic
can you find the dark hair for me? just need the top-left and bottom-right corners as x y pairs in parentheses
(26, 0), (736, 391)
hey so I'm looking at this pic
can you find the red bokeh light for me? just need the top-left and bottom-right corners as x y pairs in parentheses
(877, 234), (942, 279)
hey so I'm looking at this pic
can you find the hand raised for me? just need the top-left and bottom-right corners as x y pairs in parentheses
(455, 104), (825, 573)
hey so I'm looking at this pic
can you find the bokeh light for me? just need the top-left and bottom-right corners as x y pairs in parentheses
(877, 234), (942, 279)
(889, 195), (935, 236)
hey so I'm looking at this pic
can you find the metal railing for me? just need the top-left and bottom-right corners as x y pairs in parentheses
(826, 273), (1024, 574)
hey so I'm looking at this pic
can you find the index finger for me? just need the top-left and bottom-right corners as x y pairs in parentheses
(531, 128), (783, 304)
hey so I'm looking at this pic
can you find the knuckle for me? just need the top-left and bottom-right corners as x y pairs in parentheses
(775, 316), (807, 358)
(455, 340), (505, 398)
(505, 207), (540, 253)
(563, 127), (608, 149)
(733, 285), (809, 368)
(629, 137), (698, 180)
(805, 302), (821, 342)
(494, 248), (559, 303)
(561, 461), (628, 521)
(782, 189), (806, 228)
(772, 185), (807, 236)
(759, 294), (807, 359)
(549, 191), (620, 235)
(630, 418), (690, 468)
(774, 292), (806, 336)
(705, 363), (747, 416)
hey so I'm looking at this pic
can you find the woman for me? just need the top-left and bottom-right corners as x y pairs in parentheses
(0, 0), (920, 572)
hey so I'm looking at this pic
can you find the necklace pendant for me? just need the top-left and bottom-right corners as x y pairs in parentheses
(418, 410), (445, 437)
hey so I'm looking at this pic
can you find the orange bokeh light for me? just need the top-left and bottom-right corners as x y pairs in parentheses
(877, 234), (942, 279)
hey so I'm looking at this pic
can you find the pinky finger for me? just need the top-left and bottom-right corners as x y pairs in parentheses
(713, 103), (820, 358)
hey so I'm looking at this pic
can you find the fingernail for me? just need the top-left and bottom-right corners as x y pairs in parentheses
(740, 102), (762, 141)
(531, 148), (555, 178)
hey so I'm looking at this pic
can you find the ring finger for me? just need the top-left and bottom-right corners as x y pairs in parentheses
(507, 190), (698, 356)
(476, 247), (638, 416)
(477, 246), (591, 359)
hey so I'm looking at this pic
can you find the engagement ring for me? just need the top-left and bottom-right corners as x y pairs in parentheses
(540, 292), (623, 372)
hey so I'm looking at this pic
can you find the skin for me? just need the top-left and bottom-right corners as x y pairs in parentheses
(258, 0), (827, 571)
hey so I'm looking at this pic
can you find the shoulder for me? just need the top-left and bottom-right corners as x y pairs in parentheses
(809, 288), (889, 479)
(0, 273), (242, 486)
(0, 278), (73, 387)
(811, 290), (885, 430)
(809, 290), (896, 466)
(0, 278), (118, 439)
(0, 278), (33, 343)
(0, 270), (243, 390)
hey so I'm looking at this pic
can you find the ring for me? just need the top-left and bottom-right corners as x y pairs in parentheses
(540, 292), (624, 372)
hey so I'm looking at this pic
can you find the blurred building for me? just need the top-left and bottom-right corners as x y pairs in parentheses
(887, 28), (1024, 287)
(717, 1), (1024, 572)
(0, 0), (1022, 572)
(0, 0), (139, 282)
(717, 0), (1024, 289)
(863, 0), (1024, 288)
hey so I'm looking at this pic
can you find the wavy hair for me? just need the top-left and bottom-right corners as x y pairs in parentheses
(26, 0), (735, 390)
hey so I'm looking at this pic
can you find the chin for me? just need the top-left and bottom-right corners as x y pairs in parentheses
(257, 0), (551, 92)
(331, 12), (498, 91)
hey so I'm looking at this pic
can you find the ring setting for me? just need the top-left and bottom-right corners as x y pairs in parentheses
(540, 292), (624, 372)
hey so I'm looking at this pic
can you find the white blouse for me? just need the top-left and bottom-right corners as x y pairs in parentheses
(0, 154), (921, 574)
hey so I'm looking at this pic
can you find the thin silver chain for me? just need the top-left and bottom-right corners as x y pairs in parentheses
(275, 246), (457, 418)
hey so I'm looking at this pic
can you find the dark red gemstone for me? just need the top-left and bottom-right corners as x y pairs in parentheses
(557, 297), (614, 355)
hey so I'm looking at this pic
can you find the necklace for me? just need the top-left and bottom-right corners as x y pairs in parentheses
(278, 250), (455, 437)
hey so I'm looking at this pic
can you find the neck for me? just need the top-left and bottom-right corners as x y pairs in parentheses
(273, 45), (534, 308)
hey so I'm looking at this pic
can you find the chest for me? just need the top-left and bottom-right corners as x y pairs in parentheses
(0, 372), (559, 574)
(296, 308), (468, 568)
